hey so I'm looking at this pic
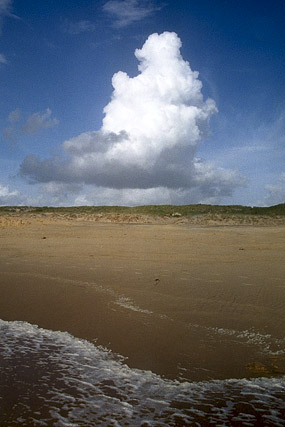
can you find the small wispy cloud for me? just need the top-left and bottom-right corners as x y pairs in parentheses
(0, 0), (19, 34)
(103, 0), (161, 27)
(2, 108), (58, 145)
(0, 183), (21, 205)
(0, 53), (7, 64)
(265, 172), (285, 206)
(0, 0), (11, 33)
(0, 0), (12, 18)
(22, 108), (58, 134)
(8, 108), (21, 123)
(61, 19), (96, 35)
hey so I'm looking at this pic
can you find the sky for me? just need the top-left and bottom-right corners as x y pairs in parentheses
(0, 0), (284, 207)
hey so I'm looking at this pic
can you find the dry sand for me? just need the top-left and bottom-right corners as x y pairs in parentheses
(0, 214), (284, 381)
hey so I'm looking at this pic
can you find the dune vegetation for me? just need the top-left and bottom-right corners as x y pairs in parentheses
(0, 203), (284, 217)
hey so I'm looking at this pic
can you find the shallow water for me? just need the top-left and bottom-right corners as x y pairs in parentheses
(0, 319), (284, 426)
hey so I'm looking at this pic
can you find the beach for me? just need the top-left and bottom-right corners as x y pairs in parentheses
(0, 214), (284, 425)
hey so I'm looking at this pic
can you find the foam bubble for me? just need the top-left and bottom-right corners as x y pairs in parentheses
(189, 323), (285, 356)
(115, 297), (153, 314)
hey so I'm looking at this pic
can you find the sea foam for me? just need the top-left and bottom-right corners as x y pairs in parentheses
(0, 319), (284, 426)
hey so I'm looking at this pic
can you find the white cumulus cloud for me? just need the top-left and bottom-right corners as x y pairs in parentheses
(20, 32), (244, 205)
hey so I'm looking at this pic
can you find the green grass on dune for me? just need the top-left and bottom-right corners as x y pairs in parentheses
(0, 203), (284, 217)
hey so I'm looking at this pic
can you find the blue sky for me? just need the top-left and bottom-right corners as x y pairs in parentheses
(0, 0), (284, 206)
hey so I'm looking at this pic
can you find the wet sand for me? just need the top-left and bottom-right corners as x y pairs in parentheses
(0, 216), (284, 381)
